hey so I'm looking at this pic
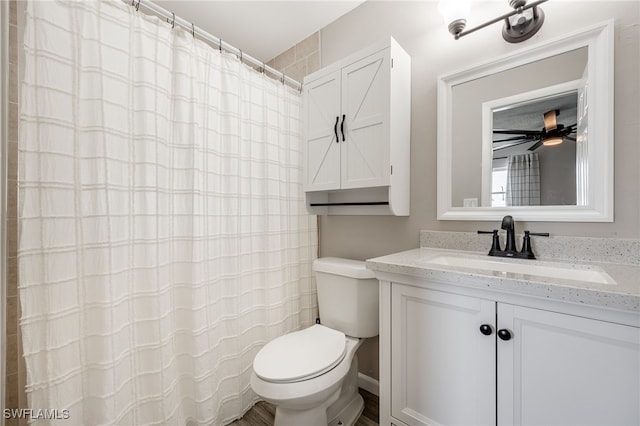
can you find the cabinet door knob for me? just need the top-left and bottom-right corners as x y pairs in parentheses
(334, 116), (339, 143)
(498, 329), (512, 341)
(479, 324), (493, 336)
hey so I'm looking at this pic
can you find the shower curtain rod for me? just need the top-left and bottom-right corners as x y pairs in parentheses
(127, 0), (303, 91)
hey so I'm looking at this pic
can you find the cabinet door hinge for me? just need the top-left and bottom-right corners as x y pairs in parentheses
(391, 165), (393, 175)
(391, 58), (394, 68)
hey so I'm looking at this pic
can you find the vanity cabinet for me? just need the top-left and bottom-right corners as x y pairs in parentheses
(390, 285), (496, 425)
(385, 281), (640, 426)
(302, 37), (410, 215)
(497, 303), (639, 425)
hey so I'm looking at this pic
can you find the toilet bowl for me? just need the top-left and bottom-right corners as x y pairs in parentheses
(250, 258), (379, 426)
(250, 326), (364, 426)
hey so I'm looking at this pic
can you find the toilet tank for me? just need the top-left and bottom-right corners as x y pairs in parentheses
(313, 257), (379, 338)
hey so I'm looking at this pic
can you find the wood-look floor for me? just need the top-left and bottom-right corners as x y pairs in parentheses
(229, 389), (379, 426)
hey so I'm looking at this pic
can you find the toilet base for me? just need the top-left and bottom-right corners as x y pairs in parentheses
(272, 385), (364, 426)
(328, 392), (364, 426)
(274, 393), (337, 426)
(271, 350), (364, 426)
(327, 351), (363, 426)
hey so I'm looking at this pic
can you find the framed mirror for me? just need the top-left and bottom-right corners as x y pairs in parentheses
(437, 21), (614, 221)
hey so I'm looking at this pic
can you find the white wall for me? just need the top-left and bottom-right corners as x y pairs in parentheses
(318, 1), (639, 262)
(317, 0), (639, 380)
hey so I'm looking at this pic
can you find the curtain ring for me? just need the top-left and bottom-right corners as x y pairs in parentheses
(261, 62), (265, 74)
(219, 39), (223, 52)
(134, 0), (140, 11)
(191, 23), (195, 38)
(239, 50), (243, 63)
(167, 12), (175, 29)
(281, 73), (285, 85)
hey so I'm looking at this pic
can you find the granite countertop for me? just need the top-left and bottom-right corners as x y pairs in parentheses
(366, 247), (640, 313)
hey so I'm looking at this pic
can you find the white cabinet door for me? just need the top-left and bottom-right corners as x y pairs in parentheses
(391, 284), (496, 426)
(498, 303), (640, 426)
(303, 71), (341, 191)
(340, 50), (391, 190)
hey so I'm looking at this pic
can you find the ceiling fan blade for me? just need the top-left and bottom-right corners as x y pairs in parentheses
(566, 124), (577, 132)
(494, 129), (541, 136)
(558, 124), (578, 138)
(528, 140), (543, 151)
(493, 135), (536, 143)
(493, 140), (537, 151)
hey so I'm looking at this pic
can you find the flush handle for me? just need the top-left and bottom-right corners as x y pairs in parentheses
(498, 329), (512, 341)
(479, 324), (493, 336)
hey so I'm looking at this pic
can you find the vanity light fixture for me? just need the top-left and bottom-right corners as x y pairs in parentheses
(439, 0), (548, 43)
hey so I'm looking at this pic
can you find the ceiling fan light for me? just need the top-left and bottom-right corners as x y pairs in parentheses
(542, 136), (563, 146)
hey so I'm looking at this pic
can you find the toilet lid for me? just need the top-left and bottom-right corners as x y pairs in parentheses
(253, 325), (346, 383)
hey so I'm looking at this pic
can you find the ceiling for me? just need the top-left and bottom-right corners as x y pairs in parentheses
(154, 1), (365, 62)
(493, 93), (578, 133)
(492, 91), (578, 156)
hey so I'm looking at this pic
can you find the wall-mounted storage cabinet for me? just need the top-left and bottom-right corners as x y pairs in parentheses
(302, 37), (411, 215)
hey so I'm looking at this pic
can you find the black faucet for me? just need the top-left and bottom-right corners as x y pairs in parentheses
(478, 215), (549, 259)
(501, 215), (517, 253)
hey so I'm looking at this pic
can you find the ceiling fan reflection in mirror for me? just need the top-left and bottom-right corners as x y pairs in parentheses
(493, 109), (577, 153)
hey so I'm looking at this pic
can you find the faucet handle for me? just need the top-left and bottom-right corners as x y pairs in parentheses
(520, 231), (549, 259)
(478, 230), (501, 255)
(528, 232), (550, 237)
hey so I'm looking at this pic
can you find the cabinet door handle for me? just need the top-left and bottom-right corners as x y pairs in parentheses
(498, 329), (512, 341)
(479, 324), (493, 336)
(340, 114), (346, 141)
(334, 116), (339, 143)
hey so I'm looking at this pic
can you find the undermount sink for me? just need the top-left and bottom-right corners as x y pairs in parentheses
(425, 253), (616, 285)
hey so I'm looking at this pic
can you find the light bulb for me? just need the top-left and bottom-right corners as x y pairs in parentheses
(542, 136), (563, 146)
(438, 0), (472, 27)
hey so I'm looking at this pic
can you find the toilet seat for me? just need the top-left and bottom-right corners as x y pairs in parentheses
(253, 325), (346, 383)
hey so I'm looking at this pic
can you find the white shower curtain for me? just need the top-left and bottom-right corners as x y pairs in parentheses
(18, 1), (317, 424)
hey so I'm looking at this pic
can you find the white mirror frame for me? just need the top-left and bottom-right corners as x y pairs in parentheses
(437, 20), (614, 222)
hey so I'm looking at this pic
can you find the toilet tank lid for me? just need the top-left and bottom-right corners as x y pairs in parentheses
(313, 257), (376, 279)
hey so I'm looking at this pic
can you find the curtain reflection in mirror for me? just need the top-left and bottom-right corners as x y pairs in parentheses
(506, 153), (541, 206)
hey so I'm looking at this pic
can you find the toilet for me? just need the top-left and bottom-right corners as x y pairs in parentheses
(250, 257), (379, 426)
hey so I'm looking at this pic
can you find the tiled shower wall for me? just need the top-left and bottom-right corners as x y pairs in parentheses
(5, 0), (26, 423)
(266, 32), (320, 84)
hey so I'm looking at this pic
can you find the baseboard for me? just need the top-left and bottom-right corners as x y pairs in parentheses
(358, 372), (379, 396)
